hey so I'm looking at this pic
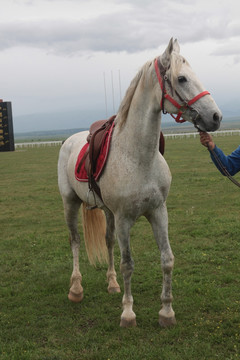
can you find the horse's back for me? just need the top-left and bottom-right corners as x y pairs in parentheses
(61, 131), (88, 153)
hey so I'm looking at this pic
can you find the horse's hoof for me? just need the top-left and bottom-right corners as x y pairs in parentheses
(108, 286), (121, 294)
(120, 317), (137, 328)
(159, 314), (176, 328)
(68, 290), (84, 303)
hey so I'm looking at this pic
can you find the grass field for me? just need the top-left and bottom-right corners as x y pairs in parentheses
(0, 134), (240, 360)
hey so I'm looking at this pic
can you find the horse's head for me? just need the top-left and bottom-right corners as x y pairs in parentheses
(156, 38), (222, 132)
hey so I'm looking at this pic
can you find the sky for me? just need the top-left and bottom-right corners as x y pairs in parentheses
(1, 0), (240, 132)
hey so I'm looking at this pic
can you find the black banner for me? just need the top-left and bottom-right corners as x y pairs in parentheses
(0, 102), (15, 152)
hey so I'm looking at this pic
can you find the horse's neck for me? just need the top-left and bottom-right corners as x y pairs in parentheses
(115, 76), (161, 163)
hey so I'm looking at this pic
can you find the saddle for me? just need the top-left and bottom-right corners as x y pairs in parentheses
(78, 115), (165, 203)
(77, 115), (116, 201)
(85, 115), (116, 173)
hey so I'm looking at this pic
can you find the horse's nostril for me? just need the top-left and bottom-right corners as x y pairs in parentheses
(213, 112), (220, 122)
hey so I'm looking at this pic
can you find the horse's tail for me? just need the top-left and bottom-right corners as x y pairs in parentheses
(81, 202), (108, 266)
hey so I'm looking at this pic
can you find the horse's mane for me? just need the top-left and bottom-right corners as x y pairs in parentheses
(117, 53), (189, 128)
(117, 61), (152, 128)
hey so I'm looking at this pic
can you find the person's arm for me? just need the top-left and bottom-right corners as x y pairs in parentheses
(199, 132), (240, 176)
(211, 145), (240, 176)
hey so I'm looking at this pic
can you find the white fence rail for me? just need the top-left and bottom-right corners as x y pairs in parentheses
(15, 141), (62, 148)
(165, 129), (240, 139)
(15, 130), (240, 148)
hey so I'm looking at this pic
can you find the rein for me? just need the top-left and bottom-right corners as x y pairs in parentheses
(154, 58), (210, 124)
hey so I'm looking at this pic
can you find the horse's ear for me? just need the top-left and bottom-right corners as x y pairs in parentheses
(161, 38), (174, 67)
(173, 39), (180, 53)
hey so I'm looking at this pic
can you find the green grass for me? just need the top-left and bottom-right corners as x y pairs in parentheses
(0, 135), (240, 360)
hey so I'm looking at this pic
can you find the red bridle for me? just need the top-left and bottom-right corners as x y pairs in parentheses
(154, 58), (210, 123)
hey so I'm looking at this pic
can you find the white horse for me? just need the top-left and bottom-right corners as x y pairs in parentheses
(58, 38), (222, 327)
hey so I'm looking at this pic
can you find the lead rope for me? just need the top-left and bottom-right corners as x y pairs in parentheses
(207, 144), (240, 188)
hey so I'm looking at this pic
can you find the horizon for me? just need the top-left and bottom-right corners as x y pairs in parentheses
(12, 107), (240, 134)
(14, 114), (240, 137)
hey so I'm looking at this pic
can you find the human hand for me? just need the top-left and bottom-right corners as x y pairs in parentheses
(199, 132), (215, 151)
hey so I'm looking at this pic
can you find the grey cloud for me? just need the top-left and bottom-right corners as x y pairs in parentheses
(211, 42), (240, 57)
(0, 0), (239, 56)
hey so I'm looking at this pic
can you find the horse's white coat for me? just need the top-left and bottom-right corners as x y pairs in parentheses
(58, 39), (222, 327)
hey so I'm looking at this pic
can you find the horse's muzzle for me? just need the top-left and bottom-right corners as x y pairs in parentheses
(191, 109), (222, 132)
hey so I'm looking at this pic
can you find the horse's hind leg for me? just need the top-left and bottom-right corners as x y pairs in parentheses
(104, 209), (121, 294)
(147, 203), (176, 327)
(63, 196), (83, 303)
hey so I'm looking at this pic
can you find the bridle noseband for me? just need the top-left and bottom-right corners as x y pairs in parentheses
(154, 57), (210, 124)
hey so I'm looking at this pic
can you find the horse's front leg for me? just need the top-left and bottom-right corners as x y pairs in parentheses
(147, 203), (176, 327)
(115, 217), (136, 327)
(104, 209), (121, 293)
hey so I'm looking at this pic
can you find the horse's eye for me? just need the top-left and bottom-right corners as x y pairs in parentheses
(178, 76), (187, 83)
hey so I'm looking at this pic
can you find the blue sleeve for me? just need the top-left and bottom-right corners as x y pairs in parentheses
(210, 145), (240, 176)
